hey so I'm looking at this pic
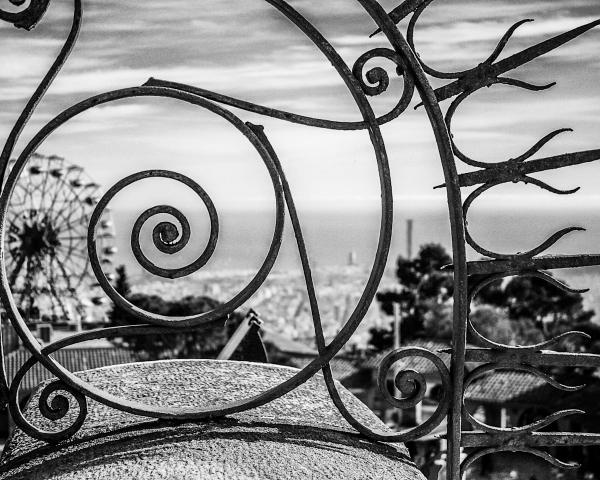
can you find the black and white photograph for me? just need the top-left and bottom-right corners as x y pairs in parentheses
(0, 1), (599, 478)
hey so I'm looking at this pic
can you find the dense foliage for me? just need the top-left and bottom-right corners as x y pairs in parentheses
(476, 274), (596, 352)
(109, 266), (246, 360)
(369, 243), (596, 352)
(372, 244), (453, 347)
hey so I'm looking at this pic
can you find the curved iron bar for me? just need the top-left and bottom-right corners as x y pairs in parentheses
(0, 0), (51, 30)
(445, 89), (573, 168)
(242, 0), (464, 446)
(309, 1), (467, 460)
(137, 206), (192, 256)
(2, 87), (286, 331)
(461, 447), (579, 479)
(375, 347), (451, 440)
(0, 0), (81, 404)
(0, 0), (80, 183)
(406, 7), (551, 82)
(352, 47), (416, 120)
(431, 18), (600, 103)
(247, 125), (452, 442)
(437, 147), (600, 190)
(445, 91), (492, 168)
(28, 324), (227, 351)
(483, 19), (534, 66)
(145, 45), (415, 131)
(0, 328), (8, 408)
(469, 271), (589, 300)
(509, 129), (572, 164)
(467, 270), (590, 352)
(7, 323), (221, 442)
(0, 88), (346, 432)
(8, 377), (87, 444)
(1, 2), (595, 479)
(331, 344), (451, 442)
(104, 171), (219, 280)
(376, 0), (600, 87)
(0, 0), (410, 442)
(518, 270), (589, 295)
(519, 175), (580, 195)
(462, 180), (585, 260)
(406, 0), (464, 80)
(463, 363), (584, 434)
(371, 2), (599, 477)
(495, 77), (556, 92)
(369, 0), (430, 38)
(247, 1), (399, 442)
(521, 176), (579, 196)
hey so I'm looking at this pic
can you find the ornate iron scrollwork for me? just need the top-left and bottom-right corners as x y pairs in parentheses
(0, 1), (599, 479)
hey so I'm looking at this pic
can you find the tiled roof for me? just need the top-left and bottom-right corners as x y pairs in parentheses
(358, 341), (556, 406)
(283, 340), (454, 382)
(360, 339), (452, 374)
(285, 355), (359, 382)
(465, 370), (547, 404)
(5, 347), (140, 395)
(261, 329), (317, 355)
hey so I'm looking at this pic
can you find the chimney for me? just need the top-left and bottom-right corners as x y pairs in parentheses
(38, 323), (53, 344)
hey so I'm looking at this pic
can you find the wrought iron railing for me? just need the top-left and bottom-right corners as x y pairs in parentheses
(0, 1), (599, 478)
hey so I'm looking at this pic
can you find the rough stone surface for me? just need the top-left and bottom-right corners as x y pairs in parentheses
(0, 360), (425, 480)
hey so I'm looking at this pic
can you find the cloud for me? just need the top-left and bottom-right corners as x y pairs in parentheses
(0, 0), (597, 210)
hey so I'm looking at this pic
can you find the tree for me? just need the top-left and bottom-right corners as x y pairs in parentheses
(476, 275), (595, 350)
(369, 243), (454, 350)
(468, 305), (544, 346)
(114, 265), (131, 298)
(369, 243), (596, 353)
(422, 299), (453, 340)
(109, 265), (247, 360)
(108, 265), (131, 327)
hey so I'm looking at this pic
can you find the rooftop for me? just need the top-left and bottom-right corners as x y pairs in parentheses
(361, 340), (453, 375)
(465, 370), (548, 404)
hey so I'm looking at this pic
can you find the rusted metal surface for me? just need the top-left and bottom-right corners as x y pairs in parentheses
(0, 0), (599, 479)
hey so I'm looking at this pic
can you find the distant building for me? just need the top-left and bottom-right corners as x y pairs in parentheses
(348, 250), (357, 266)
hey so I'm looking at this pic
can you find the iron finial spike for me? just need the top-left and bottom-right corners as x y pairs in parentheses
(444, 148), (600, 189)
(532, 270), (590, 295)
(521, 176), (580, 195)
(525, 227), (586, 258)
(464, 253), (600, 276)
(433, 19), (600, 102)
(484, 19), (534, 65)
(494, 18), (600, 76)
(512, 128), (573, 163)
(496, 77), (557, 92)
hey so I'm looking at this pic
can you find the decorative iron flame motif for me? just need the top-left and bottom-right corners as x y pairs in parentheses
(0, 0), (599, 478)
(406, 0), (600, 475)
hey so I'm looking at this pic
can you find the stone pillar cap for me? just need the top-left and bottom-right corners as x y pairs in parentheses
(1, 360), (425, 480)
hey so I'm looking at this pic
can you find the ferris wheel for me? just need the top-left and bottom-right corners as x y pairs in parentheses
(4, 153), (116, 325)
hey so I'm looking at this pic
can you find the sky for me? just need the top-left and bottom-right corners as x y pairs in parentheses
(0, 0), (599, 273)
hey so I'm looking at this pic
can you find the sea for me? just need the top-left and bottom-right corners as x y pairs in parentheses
(107, 205), (600, 313)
